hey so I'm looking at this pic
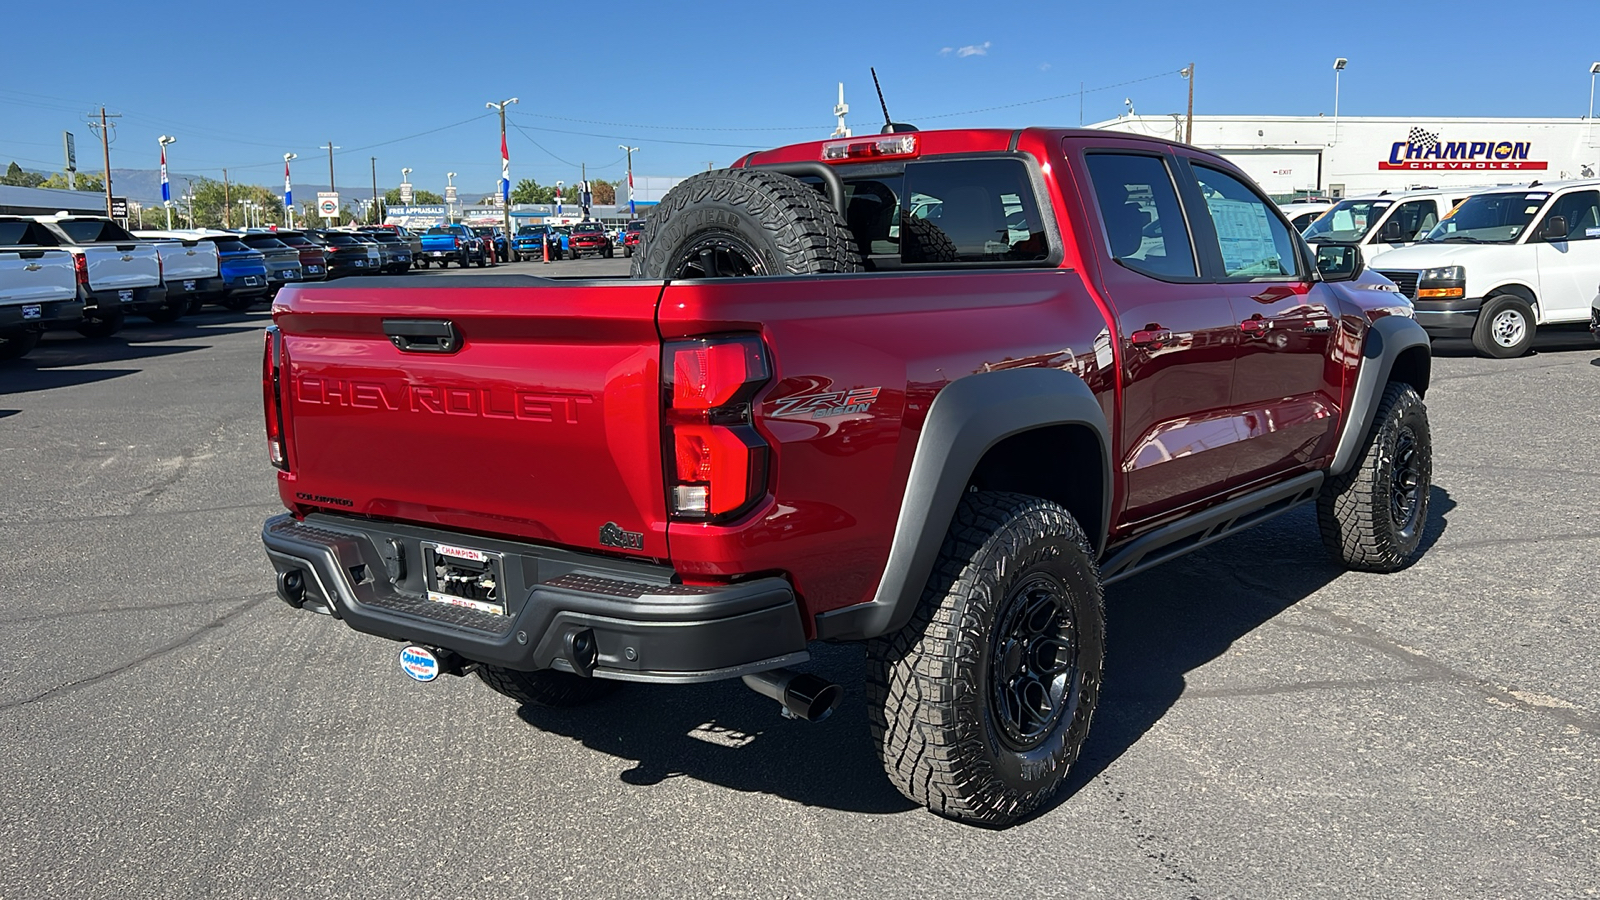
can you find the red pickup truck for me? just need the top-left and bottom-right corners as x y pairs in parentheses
(261, 127), (1432, 825)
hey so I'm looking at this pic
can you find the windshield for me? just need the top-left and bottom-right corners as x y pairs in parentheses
(425, 226), (453, 235)
(1302, 199), (1393, 243)
(573, 223), (603, 234)
(626, 221), (645, 231)
(54, 219), (138, 243)
(1422, 192), (1546, 244)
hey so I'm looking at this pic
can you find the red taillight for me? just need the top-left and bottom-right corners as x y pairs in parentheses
(453, 237), (463, 248)
(72, 253), (88, 286)
(821, 134), (917, 162)
(262, 326), (289, 471)
(663, 336), (770, 520)
(156, 253), (163, 280)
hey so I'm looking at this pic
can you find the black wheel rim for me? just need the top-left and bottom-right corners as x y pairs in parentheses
(989, 574), (1080, 751)
(1389, 425), (1423, 538)
(665, 231), (768, 279)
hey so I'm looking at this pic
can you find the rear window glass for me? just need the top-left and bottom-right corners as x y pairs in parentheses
(208, 239), (251, 253)
(425, 226), (453, 235)
(0, 220), (57, 245)
(54, 219), (137, 243)
(900, 159), (1049, 264)
(242, 236), (289, 249)
(276, 234), (314, 247)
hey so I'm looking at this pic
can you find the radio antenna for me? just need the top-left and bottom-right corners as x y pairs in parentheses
(871, 68), (918, 134)
(872, 67), (892, 130)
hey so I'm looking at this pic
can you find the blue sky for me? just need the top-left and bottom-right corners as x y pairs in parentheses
(4, 0), (1599, 195)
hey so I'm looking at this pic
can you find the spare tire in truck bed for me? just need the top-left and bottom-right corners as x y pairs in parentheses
(631, 168), (863, 279)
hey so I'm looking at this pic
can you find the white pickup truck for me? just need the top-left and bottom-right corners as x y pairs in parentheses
(130, 231), (225, 319)
(1371, 179), (1600, 357)
(0, 219), (81, 361)
(30, 214), (169, 338)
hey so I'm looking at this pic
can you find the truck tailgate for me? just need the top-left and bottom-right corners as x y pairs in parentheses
(82, 244), (160, 290)
(273, 278), (671, 558)
(0, 249), (76, 305)
(153, 241), (218, 281)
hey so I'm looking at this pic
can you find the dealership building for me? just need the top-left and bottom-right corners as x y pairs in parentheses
(1092, 115), (1600, 200)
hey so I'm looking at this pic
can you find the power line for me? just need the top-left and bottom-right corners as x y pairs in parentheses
(508, 114), (769, 149)
(910, 69), (1183, 120)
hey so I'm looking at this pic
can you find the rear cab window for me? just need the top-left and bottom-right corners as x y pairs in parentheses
(53, 219), (138, 243)
(1083, 153), (1197, 279)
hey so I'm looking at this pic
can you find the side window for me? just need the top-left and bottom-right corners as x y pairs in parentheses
(1389, 199), (1438, 241)
(1542, 190), (1600, 241)
(1083, 153), (1196, 278)
(900, 159), (1049, 264)
(1191, 165), (1302, 279)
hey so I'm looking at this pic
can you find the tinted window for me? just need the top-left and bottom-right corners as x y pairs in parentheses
(1084, 153), (1196, 278)
(573, 223), (604, 234)
(242, 236), (289, 249)
(277, 234), (314, 247)
(207, 239), (252, 253)
(1540, 190), (1600, 241)
(1385, 199), (1438, 242)
(0, 220), (57, 245)
(320, 234), (357, 245)
(425, 226), (452, 235)
(1192, 165), (1301, 279)
(54, 219), (137, 243)
(900, 159), (1048, 263)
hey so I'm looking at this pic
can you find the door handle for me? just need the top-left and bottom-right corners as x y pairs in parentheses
(1129, 328), (1172, 347)
(1239, 316), (1269, 336)
(383, 318), (459, 353)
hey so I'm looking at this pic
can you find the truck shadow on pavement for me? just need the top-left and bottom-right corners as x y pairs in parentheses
(1430, 331), (1599, 358)
(516, 640), (917, 815)
(1050, 485), (1456, 814)
(516, 485), (1454, 821)
(1, 317), (265, 396)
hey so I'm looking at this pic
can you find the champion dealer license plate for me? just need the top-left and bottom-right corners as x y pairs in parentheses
(421, 542), (506, 616)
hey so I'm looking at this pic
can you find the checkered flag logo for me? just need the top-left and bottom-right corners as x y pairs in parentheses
(1408, 127), (1440, 151)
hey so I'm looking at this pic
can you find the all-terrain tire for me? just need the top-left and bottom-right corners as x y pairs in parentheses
(0, 329), (41, 361)
(76, 312), (124, 339)
(866, 491), (1105, 827)
(220, 295), (256, 312)
(631, 168), (862, 279)
(1318, 382), (1432, 572)
(1472, 294), (1536, 358)
(146, 298), (186, 323)
(476, 666), (621, 708)
(900, 216), (960, 263)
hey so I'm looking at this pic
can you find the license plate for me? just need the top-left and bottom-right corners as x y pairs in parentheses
(353, 260), (365, 267)
(21, 304), (41, 320)
(118, 289), (133, 302)
(243, 276), (260, 286)
(183, 279), (196, 291)
(306, 266), (322, 274)
(422, 542), (506, 616)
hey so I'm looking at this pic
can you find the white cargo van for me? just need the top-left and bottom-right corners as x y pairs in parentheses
(1370, 180), (1600, 357)
(1302, 188), (1480, 266)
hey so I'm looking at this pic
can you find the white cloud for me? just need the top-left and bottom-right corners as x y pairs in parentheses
(939, 47), (953, 56)
(956, 41), (991, 58)
(1039, 62), (1052, 71)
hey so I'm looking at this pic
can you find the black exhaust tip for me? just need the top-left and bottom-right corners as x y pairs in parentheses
(564, 628), (598, 677)
(741, 669), (842, 722)
(276, 568), (306, 607)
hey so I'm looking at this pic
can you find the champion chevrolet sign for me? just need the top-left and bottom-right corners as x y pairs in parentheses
(1381, 127), (1548, 171)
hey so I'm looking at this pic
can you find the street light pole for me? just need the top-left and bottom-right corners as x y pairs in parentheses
(370, 156), (379, 225)
(326, 142), (338, 224)
(487, 97), (518, 256)
(1181, 64), (1194, 145)
(158, 135), (175, 229)
(618, 144), (638, 218)
(1333, 57), (1348, 146)
(1589, 63), (1600, 149)
(447, 172), (457, 223)
(284, 153), (297, 229)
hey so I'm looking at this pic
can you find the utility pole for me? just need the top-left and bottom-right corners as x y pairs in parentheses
(223, 169), (231, 228)
(1183, 64), (1195, 144)
(487, 97), (518, 253)
(619, 145), (638, 218)
(326, 142), (337, 224)
(370, 156), (379, 225)
(580, 162), (588, 218)
(88, 106), (121, 218)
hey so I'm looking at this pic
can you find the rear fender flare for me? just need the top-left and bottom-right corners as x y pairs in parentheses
(1330, 315), (1431, 475)
(812, 367), (1111, 641)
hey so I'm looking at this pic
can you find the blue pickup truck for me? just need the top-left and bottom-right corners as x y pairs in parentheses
(512, 224), (566, 260)
(418, 224), (487, 269)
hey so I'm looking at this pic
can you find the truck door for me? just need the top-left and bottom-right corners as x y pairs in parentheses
(1176, 158), (1340, 486)
(1531, 189), (1600, 321)
(1078, 148), (1240, 525)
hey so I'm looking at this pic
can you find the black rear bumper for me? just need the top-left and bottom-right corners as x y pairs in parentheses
(84, 284), (167, 315)
(0, 298), (85, 330)
(261, 513), (809, 683)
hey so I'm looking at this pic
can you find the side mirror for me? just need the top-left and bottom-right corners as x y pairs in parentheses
(1315, 243), (1365, 282)
(1380, 217), (1406, 242)
(1540, 215), (1569, 242)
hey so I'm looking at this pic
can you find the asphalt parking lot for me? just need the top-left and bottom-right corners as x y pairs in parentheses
(1, 268), (1596, 900)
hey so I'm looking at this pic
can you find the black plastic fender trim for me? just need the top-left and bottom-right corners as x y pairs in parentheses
(1330, 315), (1431, 476)
(813, 367), (1111, 642)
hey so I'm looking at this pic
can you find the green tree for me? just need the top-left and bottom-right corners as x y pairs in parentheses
(37, 171), (103, 191)
(383, 186), (443, 206)
(2, 162), (47, 188)
(510, 178), (556, 204)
